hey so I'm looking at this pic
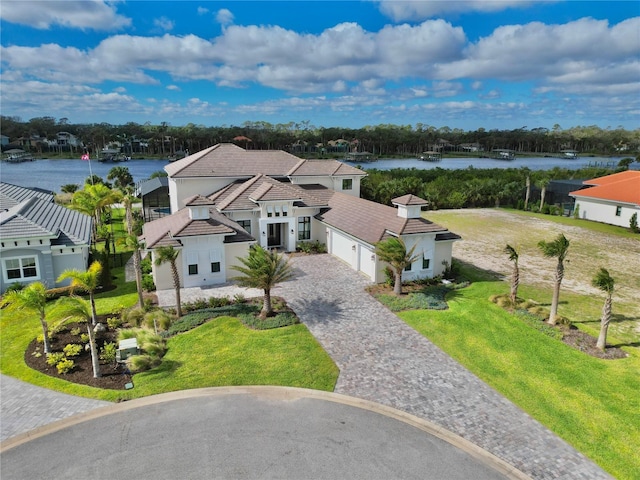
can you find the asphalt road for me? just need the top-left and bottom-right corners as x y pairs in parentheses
(1, 388), (517, 480)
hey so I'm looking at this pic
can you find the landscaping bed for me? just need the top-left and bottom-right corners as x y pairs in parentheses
(24, 317), (131, 390)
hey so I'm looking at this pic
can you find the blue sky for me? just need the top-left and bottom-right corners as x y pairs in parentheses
(1, 1), (638, 130)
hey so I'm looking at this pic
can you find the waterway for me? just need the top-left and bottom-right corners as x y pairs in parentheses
(0, 155), (628, 193)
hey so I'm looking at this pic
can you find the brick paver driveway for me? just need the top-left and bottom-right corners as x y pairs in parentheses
(277, 254), (611, 480)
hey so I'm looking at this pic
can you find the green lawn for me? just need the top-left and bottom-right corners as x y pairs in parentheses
(399, 269), (640, 480)
(0, 265), (338, 402)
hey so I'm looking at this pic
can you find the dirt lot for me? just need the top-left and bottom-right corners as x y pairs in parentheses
(426, 209), (640, 339)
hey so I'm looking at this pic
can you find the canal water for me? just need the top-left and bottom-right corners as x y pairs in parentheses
(0, 155), (628, 193)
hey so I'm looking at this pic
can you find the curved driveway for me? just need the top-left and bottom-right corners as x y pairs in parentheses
(277, 254), (611, 480)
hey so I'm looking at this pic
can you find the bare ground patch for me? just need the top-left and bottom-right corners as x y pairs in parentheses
(426, 209), (640, 340)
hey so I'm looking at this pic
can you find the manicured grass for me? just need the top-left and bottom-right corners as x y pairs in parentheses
(1, 265), (338, 402)
(399, 270), (640, 480)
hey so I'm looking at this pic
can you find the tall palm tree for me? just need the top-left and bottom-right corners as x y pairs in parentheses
(2, 282), (52, 353)
(122, 234), (145, 308)
(57, 260), (103, 325)
(231, 245), (294, 319)
(504, 244), (520, 306)
(592, 268), (615, 350)
(107, 166), (134, 191)
(154, 246), (182, 317)
(56, 296), (101, 378)
(538, 234), (570, 325)
(375, 237), (420, 295)
(536, 176), (550, 211)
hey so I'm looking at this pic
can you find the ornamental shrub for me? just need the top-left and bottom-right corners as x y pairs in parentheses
(63, 343), (83, 357)
(56, 358), (75, 374)
(46, 352), (66, 366)
(100, 342), (117, 363)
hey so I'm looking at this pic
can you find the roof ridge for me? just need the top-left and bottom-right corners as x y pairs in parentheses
(287, 158), (307, 176)
(217, 174), (264, 210)
(168, 144), (220, 176)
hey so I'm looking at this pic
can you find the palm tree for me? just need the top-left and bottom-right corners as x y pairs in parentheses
(536, 176), (550, 211)
(70, 183), (122, 242)
(231, 245), (294, 319)
(122, 234), (145, 307)
(504, 244), (520, 306)
(592, 268), (615, 350)
(154, 246), (182, 317)
(538, 234), (570, 325)
(2, 282), (52, 353)
(107, 166), (134, 191)
(375, 237), (420, 295)
(56, 296), (101, 378)
(57, 260), (103, 325)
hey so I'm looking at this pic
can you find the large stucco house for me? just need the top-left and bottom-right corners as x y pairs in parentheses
(143, 144), (460, 290)
(569, 171), (640, 228)
(0, 182), (92, 293)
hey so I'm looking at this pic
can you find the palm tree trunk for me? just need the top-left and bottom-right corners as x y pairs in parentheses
(540, 186), (546, 211)
(510, 264), (519, 306)
(40, 314), (51, 354)
(171, 261), (182, 317)
(549, 263), (564, 325)
(87, 323), (101, 378)
(133, 249), (144, 308)
(596, 295), (612, 350)
(89, 293), (98, 326)
(394, 272), (402, 295)
(261, 289), (272, 319)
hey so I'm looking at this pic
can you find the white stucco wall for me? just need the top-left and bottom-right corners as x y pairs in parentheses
(151, 249), (183, 290)
(573, 197), (638, 228)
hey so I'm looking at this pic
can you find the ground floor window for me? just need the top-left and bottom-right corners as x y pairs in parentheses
(422, 258), (430, 269)
(4, 256), (38, 281)
(616, 206), (622, 216)
(188, 264), (198, 275)
(404, 263), (412, 272)
(211, 262), (221, 273)
(298, 216), (311, 240)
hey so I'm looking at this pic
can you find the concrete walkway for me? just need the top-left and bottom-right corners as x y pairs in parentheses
(0, 375), (110, 441)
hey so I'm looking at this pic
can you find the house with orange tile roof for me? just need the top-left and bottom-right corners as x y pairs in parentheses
(143, 144), (460, 289)
(569, 170), (640, 228)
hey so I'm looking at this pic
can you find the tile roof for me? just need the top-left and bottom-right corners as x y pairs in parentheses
(136, 176), (168, 197)
(570, 170), (640, 205)
(143, 206), (253, 249)
(0, 197), (92, 245)
(315, 192), (457, 245)
(211, 176), (329, 212)
(164, 143), (366, 179)
(392, 194), (428, 206)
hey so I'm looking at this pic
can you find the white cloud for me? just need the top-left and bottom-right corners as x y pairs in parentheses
(0, 0), (131, 31)
(154, 17), (175, 32)
(197, 7), (210, 15)
(216, 8), (234, 26)
(377, 0), (535, 22)
(167, 85), (181, 91)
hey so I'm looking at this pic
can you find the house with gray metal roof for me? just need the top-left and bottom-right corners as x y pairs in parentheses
(0, 182), (92, 293)
(143, 144), (459, 290)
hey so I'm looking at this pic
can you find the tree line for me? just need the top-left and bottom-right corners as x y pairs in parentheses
(2, 115), (639, 157)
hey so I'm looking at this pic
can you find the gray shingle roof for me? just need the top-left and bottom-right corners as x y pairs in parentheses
(0, 197), (92, 245)
(0, 182), (54, 211)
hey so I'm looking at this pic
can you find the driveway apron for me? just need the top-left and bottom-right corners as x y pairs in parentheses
(277, 254), (611, 480)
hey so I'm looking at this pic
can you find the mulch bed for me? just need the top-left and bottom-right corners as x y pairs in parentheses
(24, 316), (132, 390)
(560, 326), (627, 360)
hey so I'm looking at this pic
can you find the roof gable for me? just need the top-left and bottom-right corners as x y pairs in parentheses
(570, 170), (640, 205)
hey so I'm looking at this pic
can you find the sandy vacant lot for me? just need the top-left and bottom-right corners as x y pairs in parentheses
(426, 209), (640, 337)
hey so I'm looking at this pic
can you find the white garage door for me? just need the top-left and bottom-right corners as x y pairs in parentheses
(358, 244), (376, 280)
(329, 230), (356, 268)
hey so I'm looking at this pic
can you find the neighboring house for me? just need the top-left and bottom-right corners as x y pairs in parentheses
(0, 182), (92, 293)
(136, 176), (170, 222)
(569, 171), (640, 228)
(0, 135), (9, 148)
(142, 144), (460, 290)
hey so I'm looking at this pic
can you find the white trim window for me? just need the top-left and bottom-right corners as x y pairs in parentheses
(237, 220), (251, 235)
(3, 256), (39, 282)
(298, 216), (311, 240)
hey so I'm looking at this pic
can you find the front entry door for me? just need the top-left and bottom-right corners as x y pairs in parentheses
(267, 223), (281, 247)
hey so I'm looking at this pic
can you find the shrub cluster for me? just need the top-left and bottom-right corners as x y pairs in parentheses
(181, 296), (232, 313)
(46, 352), (75, 374)
(238, 311), (299, 330)
(166, 303), (254, 336)
(296, 240), (327, 254)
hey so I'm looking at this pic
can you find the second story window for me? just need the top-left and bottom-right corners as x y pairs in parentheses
(342, 179), (353, 190)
